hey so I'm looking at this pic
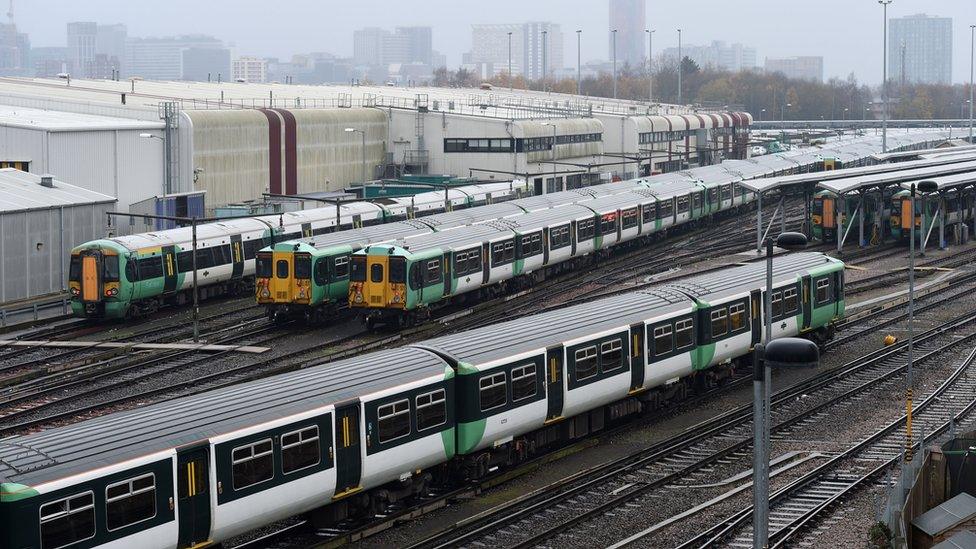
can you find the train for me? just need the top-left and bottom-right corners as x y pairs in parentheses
(0, 252), (845, 549)
(68, 181), (529, 319)
(889, 187), (974, 242)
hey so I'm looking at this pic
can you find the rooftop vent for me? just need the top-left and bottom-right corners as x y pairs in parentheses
(40, 174), (55, 188)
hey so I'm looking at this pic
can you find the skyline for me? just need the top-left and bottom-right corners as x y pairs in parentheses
(9, 0), (976, 84)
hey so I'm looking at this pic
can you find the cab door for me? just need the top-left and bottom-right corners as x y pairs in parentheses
(545, 346), (564, 421)
(80, 253), (101, 302)
(230, 235), (244, 279)
(629, 323), (645, 391)
(334, 403), (362, 498)
(176, 444), (211, 549)
(162, 245), (178, 293)
(363, 255), (389, 307)
(802, 277), (813, 330)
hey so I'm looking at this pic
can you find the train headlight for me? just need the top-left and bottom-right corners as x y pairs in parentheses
(70, 287), (80, 296)
(393, 294), (401, 303)
(355, 292), (363, 303)
(261, 288), (271, 298)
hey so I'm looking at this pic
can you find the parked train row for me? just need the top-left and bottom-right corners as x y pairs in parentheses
(1, 252), (846, 549)
(67, 131), (943, 321)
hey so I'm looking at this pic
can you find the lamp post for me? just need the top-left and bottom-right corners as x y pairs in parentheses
(969, 24), (974, 143)
(140, 132), (172, 195)
(344, 128), (366, 186)
(542, 29), (548, 92)
(760, 108), (766, 122)
(843, 107), (849, 120)
(645, 29), (656, 105)
(612, 29), (618, 99)
(508, 31), (513, 92)
(577, 30), (582, 96)
(753, 232), (815, 549)
(677, 28), (683, 104)
(782, 102), (792, 121)
(879, 0), (893, 153)
(543, 122), (557, 193)
(905, 180), (940, 462)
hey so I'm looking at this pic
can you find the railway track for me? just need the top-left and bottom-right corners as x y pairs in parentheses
(846, 245), (976, 295)
(675, 346), (976, 549)
(402, 308), (976, 549)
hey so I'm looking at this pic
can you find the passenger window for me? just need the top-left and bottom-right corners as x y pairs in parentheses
(816, 278), (831, 304)
(370, 263), (384, 283)
(511, 364), (537, 402)
(601, 339), (623, 371)
(106, 474), (156, 531)
(416, 389), (447, 430)
(333, 255), (350, 279)
(256, 254), (273, 278)
(479, 372), (507, 411)
(504, 241), (515, 261)
(784, 288), (799, 314)
(276, 260), (289, 279)
(574, 346), (598, 380)
(771, 291), (783, 318)
(68, 255), (81, 281)
(425, 259), (441, 285)
(711, 309), (729, 338)
(103, 255), (120, 282)
(350, 256), (366, 282)
(377, 399), (410, 442)
(232, 439), (274, 489)
(642, 203), (656, 223)
(40, 492), (95, 549)
(652, 325), (673, 355)
(138, 257), (164, 280)
(294, 255), (312, 279)
(675, 319), (694, 349)
(390, 257), (407, 284)
(729, 303), (746, 331)
(281, 426), (320, 474)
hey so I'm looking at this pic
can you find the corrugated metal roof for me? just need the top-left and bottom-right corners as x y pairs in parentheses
(0, 104), (163, 131)
(0, 169), (116, 212)
(0, 347), (446, 486)
(913, 493), (976, 537)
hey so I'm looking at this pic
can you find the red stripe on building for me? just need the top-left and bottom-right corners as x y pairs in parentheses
(272, 109), (298, 195)
(259, 109), (283, 195)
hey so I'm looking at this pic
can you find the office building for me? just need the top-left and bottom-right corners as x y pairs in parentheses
(184, 48), (231, 82)
(66, 22), (97, 78)
(31, 47), (71, 78)
(353, 26), (433, 67)
(523, 22), (562, 80)
(95, 24), (127, 74)
(353, 27), (386, 66)
(0, 22), (29, 76)
(764, 56), (824, 82)
(609, 0), (645, 67)
(888, 13), (952, 85)
(125, 35), (225, 80)
(467, 24), (524, 76)
(232, 56), (268, 83)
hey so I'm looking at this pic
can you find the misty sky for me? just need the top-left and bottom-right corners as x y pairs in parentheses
(13, 0), (976, 84)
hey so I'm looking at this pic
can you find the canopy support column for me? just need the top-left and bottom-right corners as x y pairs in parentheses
(878, 187), (886, 244)
(921, 196), (941, 255)
(858, 193), (866, 247)
(779, 194), (786, 234)
(761, 201), (782, 250)
(839, 197), (860, 252)
(803, 184), (812, 238)
(938, 194), (946, 250)
(757, 192), (763, 254)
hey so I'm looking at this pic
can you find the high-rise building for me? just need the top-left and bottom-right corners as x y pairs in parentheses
(0, 22), (30, 76)
(232, 56), (268, 83)
(467, 24), (524, 76)
(396, 26), (433, 65)
(764, 56), (824, 82)
(888, 13), (952, 85)
(354, 26), (433, 67)
(184, 48), (231, 82)
(353, 27), (387, 65)
(523, 22), (562, 80)
(67, 22), (97, 78)
(661, 41), (756, 72)
(125, 35), (225, 80)
(609, 0), (645, 67)
(95, 24), (127, 75)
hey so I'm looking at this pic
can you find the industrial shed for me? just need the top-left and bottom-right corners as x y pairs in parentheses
(0, 169), (116, 303)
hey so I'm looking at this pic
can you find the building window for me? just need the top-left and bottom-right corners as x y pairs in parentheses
(281, 426), (320, 474)
(416, 389), (447, 431)
(511, 364), (537, 402)
(479, 372), (507, 411)
(106, 474), (156, 532)
(377, 399), (411, 442)
(39, 492), (95, 549)
(444, 138), (514, 153)
(232, 439), (274, 489)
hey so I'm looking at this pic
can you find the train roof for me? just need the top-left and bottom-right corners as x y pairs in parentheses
(272, 220), (432, 252)
(581, 191), (657, 213)
(418, 203), (525, 230)
(373, 222), (513, 255)
(497, 204), (595, 232)
(0, 347), (447, 487)
(109, 218), (273, 251)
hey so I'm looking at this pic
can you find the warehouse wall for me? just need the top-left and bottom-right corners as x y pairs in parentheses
(0, 202), (114, 302)
(183, 110), (270, 205)
(291, 109), (386, 193)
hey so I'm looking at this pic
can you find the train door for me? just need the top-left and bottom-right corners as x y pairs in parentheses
(833, 271), (844, 317)
(482, 242), (491, 285)
(442, 252), (452, 297)
(542, 227), (550, 265)
(230, 235), (244, 279)
(334, 403), (362, 498)
(570, 220), (578, 256)
(80, 253), (101, 302)
(801, 277), (813, 330)
(162, 245), (179, 293)
(629, 323), (645, 391)
(176, 444), (211, 549)
(750, 289), (762, 345)
(616, 210), (623, 241)
(545, 346), (564, 420)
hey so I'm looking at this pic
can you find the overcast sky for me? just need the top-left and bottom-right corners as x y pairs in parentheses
(14, 0), (976, 84)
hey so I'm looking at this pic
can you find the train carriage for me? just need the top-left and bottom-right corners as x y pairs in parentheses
(889, 187), (973, 242)
(811, 190), (887, 243)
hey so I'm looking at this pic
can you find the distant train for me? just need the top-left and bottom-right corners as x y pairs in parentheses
(2, 253), (845, 549)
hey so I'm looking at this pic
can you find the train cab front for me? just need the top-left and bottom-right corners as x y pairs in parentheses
(68, 247), (122, 319)
(349, 246), (409, 329)
(890, 192), (921, 241)
(256, 246), (313, 321)
(811, 191), (836, 242)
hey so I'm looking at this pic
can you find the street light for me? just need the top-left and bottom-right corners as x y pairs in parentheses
(782, 102), (792, 121)
(612, 29), (618, 99)
(879, 0), (893, 153)
(542, 29), (549, 93)
(645, 29), (656, 104)
(904, 179), (939, 463)
(508, 31), (513, 92)
(753, 231), (815, 549)
(344, 128), (366, 186)
(542, 122), (558, 193)
(760, 108), (766, 122)
(969, 24), (974, 143)
(677, 28), (683, 104)
(140, 132), (172, 195)
(576, 30), (582, 96)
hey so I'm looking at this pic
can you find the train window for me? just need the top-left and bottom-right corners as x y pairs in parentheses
(652, 325), (673, 355)
(504, 241), (515, 261)
(816, 278), (831, 304)
(68, 256), (81, 281)
(390, 257), (407, 284)
(370, 263), (384, 283)
(350, 256), (366, 282)
(294, 255), (312, 280)
(39, 491), (95, 549)
(137, 257), (164, 280)
(314, 258), (328, 285)
(243, 239), (263, 259)
(692, 192), (702, 212)
(729, 303), (746, 332)
(771, 291), (783, 318)
(642, 203), (656, 224)
(281, 426), (320, 474)
(256, 254), (273, 278)
(378, 399), (411, 442)
(721, 185), (732, 201)
(105, 473), (156, 531)
(276, 260), (289, 279)
(577, 219), (596, 241)
(511, 364), (537, 402)
(658, 200), (674, 219)
(232, 439), (274, 489)
(601, 339), (623, 371)
(574, 346), (598, 381)
(103, 256), (120, 282)
(622, 209), (639, 230)
(711, 309), (729, 338)
(479, 372), (507, 411)
(416, 389), (447, 431)
(784, 288), (799, 315)
(675, 319), (694, 349)
(677, 196), (690, 214)
(125, 261), (138, 282)
(549, 225), (571, 249)
(424, 259), (441, 285)
(599, 215), (616, 235)
(521, 233), (543, 257)
(333, 256), (350, 279)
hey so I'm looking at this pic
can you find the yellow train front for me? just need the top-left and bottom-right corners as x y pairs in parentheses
(255, 245), (314, 320)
